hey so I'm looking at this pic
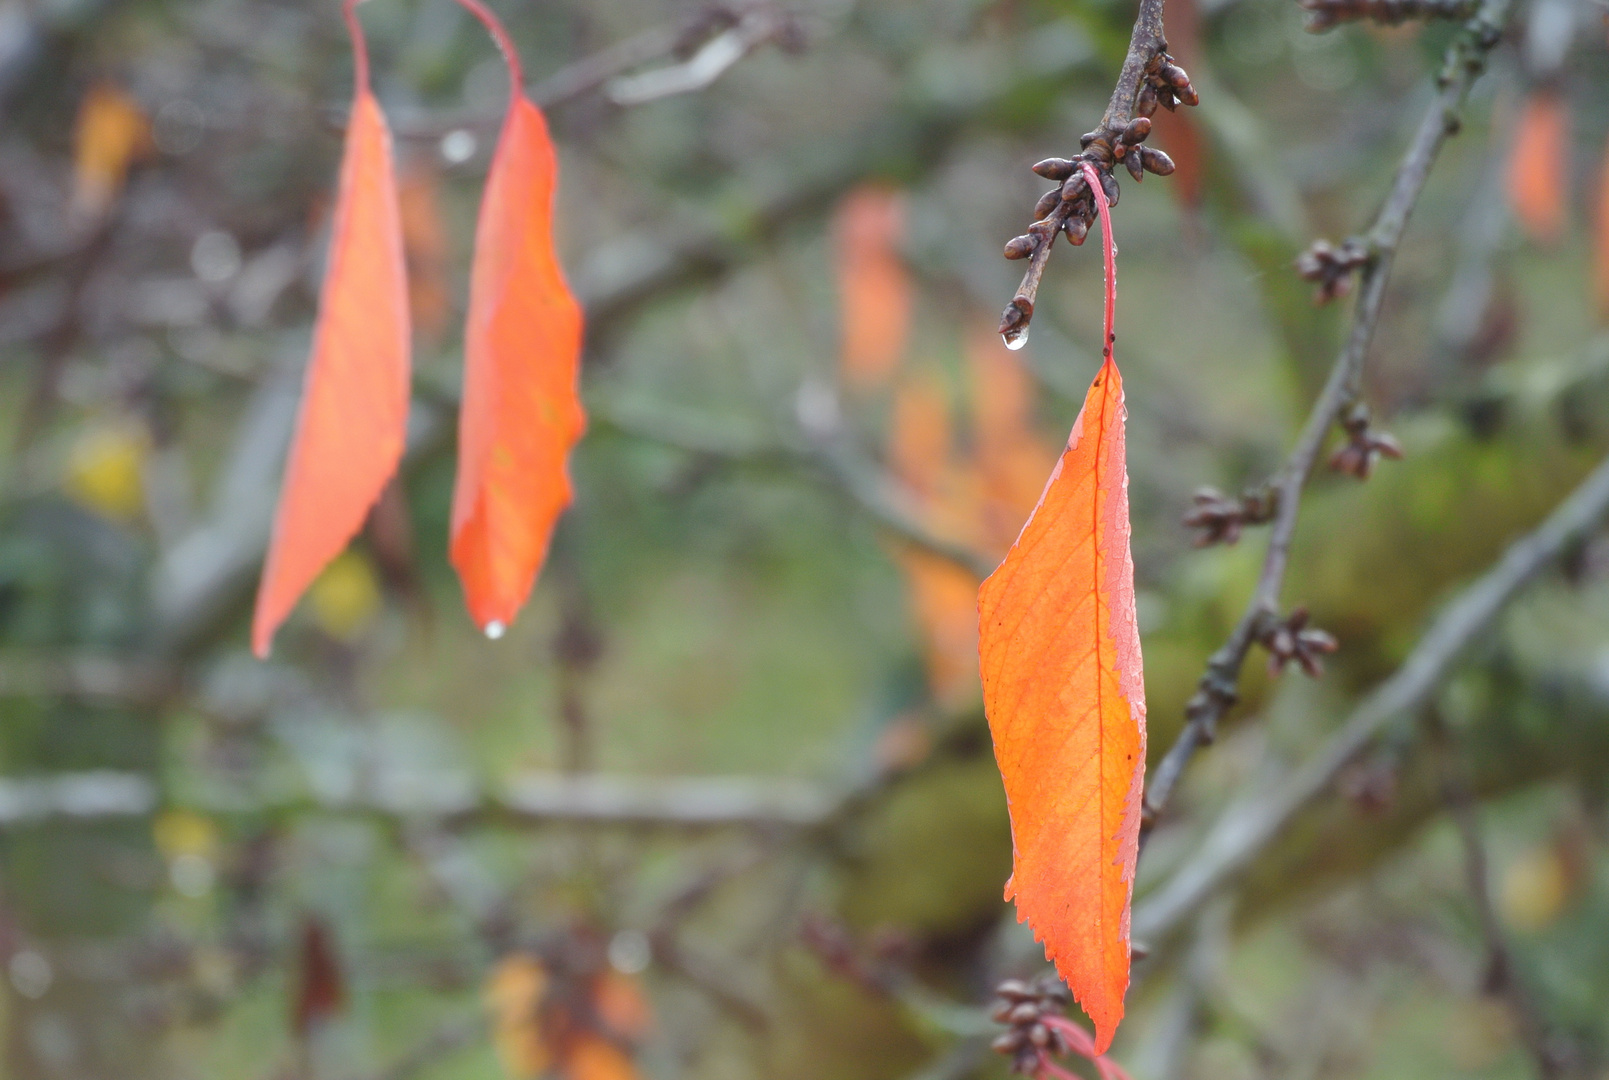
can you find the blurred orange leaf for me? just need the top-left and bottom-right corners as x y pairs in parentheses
(593, 970), (652, 1040)
(886, 334), (1059, 703)
(252, 13), (410, 658)
(978, 170), (1144, 1055)
(563, 1036), (638, 1080)
(1595, 132), (1609, 320)
(836, 185), (912, 390)
(70, 82), (151, 223)
(1507, 91), (1568, 244)
(449, 1), (585, 637)
(484, 955), (648, 1080)
(398, 163), (453, 339)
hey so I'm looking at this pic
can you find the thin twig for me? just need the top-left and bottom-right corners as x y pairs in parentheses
(998, 0), (1170, 339)
(1133, 444), (1609, 943)
(1428, 710), (1571, 1080)
(1139, 0), (1516, 834)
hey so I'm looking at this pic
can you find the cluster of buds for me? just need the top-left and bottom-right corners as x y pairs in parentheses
(990, 976), (1130, 1080)
(998, 46), (1197, 340)
(1328, 402), (1402, 479)
(1137, 50), (1199, 116)
(1298, 0), (1477, 32)
(990, 976), (1074, 1074)
(1261, 607), (1339, 678)
(1296, 237), (1370, 303)
(1182, 486), (1277, 547)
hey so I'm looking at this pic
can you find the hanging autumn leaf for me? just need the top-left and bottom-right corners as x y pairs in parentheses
(1507, 91), (1568, 244)
(977, 164), (1144, 1055)
(449, 0), (585, 636)
(252, 2), (410, 658)
(836, 185), (913, 390)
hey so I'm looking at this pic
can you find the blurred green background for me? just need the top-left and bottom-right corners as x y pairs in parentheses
(0, 0), (1608, 1078)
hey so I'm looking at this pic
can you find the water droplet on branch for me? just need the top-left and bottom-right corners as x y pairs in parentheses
(484, 620), (506, 640)
(1003, 326), (1030, 351)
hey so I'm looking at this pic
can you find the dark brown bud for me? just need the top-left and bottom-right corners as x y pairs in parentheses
(1029, 1023), (1051, 1048)
(1141, 146), (1176, 176)
(1136, 82), (1160, 118)
(1008, 1002), (1040, 1025)
(1176, 84), (1200, 107)
(1004, 234), (1036, 260)
(1125, 149), (1145, 182)
(1121, 116), (1152, 144)
(1079, 131), (1098, 149)
(1058, 172), (1087, 202)
(1032, 157), (1076, 181)
(1065, 215), (1089, 245)
(1035, 976), (1069, 1003)
(997, 978), (1034, 1002)
(1164, 62), (1192, 89)
(1100, 170), (1120, 206)
(991, 1030), (1025, 1054)
(990, 999), (1015, 1023)
(1034, 188), (1060, 219)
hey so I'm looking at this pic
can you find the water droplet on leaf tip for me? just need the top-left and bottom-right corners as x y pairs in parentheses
(484, 620), (506, 640)
(1003, 327), (1030, 351)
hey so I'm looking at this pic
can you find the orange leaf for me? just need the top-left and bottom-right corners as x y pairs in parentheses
(1595, 132), (1609, 320)
(563, 1035), (638, 1080)
(836, 186), (912, 390)
(592, 971), (652, 1040)
(252, 8), (409, 658)
(449, 0), (585, 636)
(486, 956), (552, 1078)
(399, 163), (454, 340)
(977, 166), (1144, 1055)
(1507, 91), (1568, 244)
(70, 81), (151, 224)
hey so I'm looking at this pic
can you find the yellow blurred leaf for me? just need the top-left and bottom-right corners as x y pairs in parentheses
(71, 82), (152, 224)
(307, 551), (382, 643)
(153, 810), (218, 861)
(65, 423), (149, 521)
(486, 956), (552, 1079)
(1498, 844), (1569, 932)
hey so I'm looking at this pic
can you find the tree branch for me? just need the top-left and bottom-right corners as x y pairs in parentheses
(1139, 0), (1516, 833)
(1133, 443), (1609, 943)
(997, 0), (1189, 341)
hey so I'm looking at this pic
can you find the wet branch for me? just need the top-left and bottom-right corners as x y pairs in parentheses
(1133, 443), (1609, 943)
(1139, 0), (1515, 834)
